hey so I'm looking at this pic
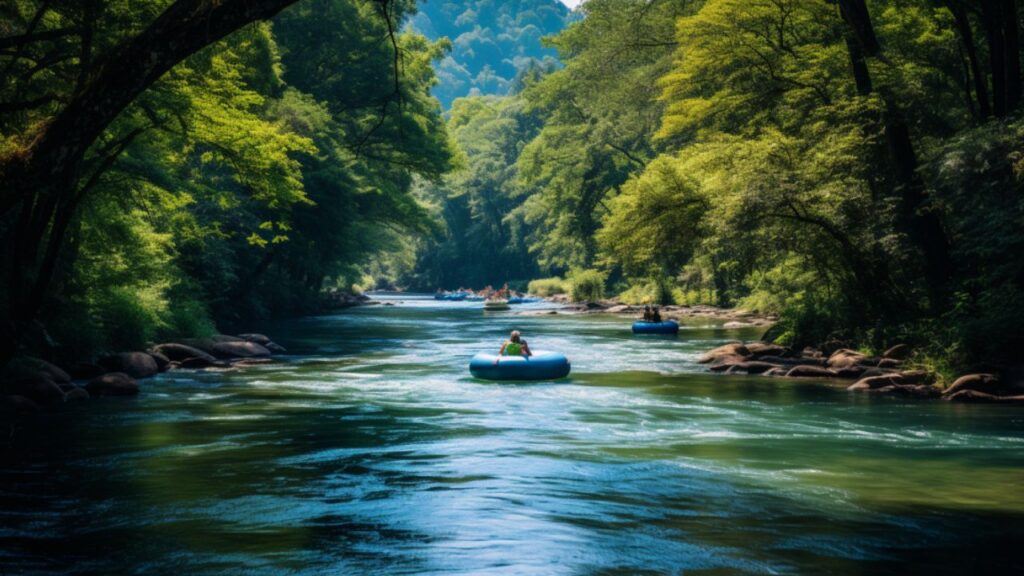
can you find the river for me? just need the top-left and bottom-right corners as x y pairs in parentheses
(2, 293), (1023, 574)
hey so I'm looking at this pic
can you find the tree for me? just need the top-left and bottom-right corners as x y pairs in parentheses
(0, 0), (457, 363)
(835, 0), (954, 309)
(1, 0), (304, 362)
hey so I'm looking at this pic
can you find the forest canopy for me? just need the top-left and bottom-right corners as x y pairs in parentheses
(405, 0), (1024, 371)
(2, 0), (1024, 374)
(0, 0), (455, 361)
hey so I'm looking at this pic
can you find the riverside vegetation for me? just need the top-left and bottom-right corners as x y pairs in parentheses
(3, 0), (1024, 412)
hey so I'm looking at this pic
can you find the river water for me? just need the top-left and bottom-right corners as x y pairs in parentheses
(2, 294), (1023, 575)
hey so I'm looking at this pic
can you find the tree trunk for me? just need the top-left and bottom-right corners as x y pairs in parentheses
(981, 0), (1009, 116)
(843, 33), (873, 95)
(837, 0), (881, 57)
(948, 2), (992, 119)
(1004, 0), (1022, 112)
(836, 0), (954, 310)
(0, 0), (302, 366)
(711, 257), (730, 308)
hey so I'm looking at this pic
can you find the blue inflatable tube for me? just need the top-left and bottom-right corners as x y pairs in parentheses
(632, 320), (680, 334)
(469, 350), (571, 381)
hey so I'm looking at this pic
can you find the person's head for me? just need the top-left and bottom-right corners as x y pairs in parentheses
(644, 305), (651, 311)
(510, 330), (521, 343)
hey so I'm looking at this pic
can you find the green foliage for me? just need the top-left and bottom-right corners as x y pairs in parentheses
(568, 269), (606, 302)
(4, 0), (1023, 374)
(616, 277), (680, 306)
(527, 277), (568, 297)
(2, 0), (456, 361)
(513, 0), (691, 270)
(597, 156), (708, 278)
(405, 96), (543, 289)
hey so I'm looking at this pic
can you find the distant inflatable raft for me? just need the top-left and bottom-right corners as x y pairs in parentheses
(632, 320), (680, 334)
(469, 351), (571, 381)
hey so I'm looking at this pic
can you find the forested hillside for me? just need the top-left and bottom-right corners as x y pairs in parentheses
(409, 0), (1024, 372)
(409, 0), (570, 107)
(3, 0), (1024, 375)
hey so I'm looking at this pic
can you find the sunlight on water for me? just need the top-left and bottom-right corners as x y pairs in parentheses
(2, 294), (1023, 574)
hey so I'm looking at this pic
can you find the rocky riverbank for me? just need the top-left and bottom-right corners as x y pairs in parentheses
(700, 341), (1024, 403)
(520, 297), (777, 327)
(321, 289), (376, 310)
(0, 333), (288, 424)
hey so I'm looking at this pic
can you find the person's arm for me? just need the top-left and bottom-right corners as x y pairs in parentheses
(496, 342), (506, 364)
(522, 341), (532, 357)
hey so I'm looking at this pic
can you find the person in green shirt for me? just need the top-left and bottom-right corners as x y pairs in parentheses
(498, 330), (533, 358)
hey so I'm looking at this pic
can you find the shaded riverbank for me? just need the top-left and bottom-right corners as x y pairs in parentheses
(2, 294), (1023, 574)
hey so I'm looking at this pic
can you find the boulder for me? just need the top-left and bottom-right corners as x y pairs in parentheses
(2, 376), (64, 406)
(882, 344), (911, 360)
(606, 305), (633, 313)
(1, 357), (71, 384)
(237, 333), (272, 345)
(179, 356), (221, 369)
(723, 321), (753, 328)
(849, 374), (905, 390)
(872, 384), (941, 399)
(231, 358), (275, 367)
(238, 333), (286, 353)
(859, 367), (899, 378)
(210, 340), (271, 359)
(68, 362), (106, 381)
(0, 395), (41, 420)
(209, 334), (246, 343)
(945, 389), (1024, 404)
(100, 352), (159, 379)
(178, 337), (271, 359)
(785, 365), (838, 378)
(708, 359), (746, 372)
(835, 366), (869, 379)
(820, 340), (851, 357)
(152, 343), (216, 363)
(943, 373), (1001, 397)
(149, 352), (171, 372)
(37, 359), (70, 383)
(63, 387), (90, 403)
(898, 370), (934, 385)
(758, 355), (826, 367)
(699, 343), (751, 364)
(745, 343), (789, 358)
(763, 367), (789, 377)
(86, 372), (139, 397)
(801, 347), (824, 359)
(828, 349), (866, 369)
(877, 358), (903, 369)
(724, 361), (779, 375)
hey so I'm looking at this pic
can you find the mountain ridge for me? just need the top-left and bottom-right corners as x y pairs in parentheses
(410, 0), (571, 107)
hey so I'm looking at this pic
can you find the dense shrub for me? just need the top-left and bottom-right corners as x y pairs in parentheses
(528, 277), (568, 296)
(617, 277), (677, 305)
(568, 269), (606, 302)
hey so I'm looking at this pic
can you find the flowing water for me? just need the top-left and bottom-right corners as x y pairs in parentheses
(2, 294), (1024, 575)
